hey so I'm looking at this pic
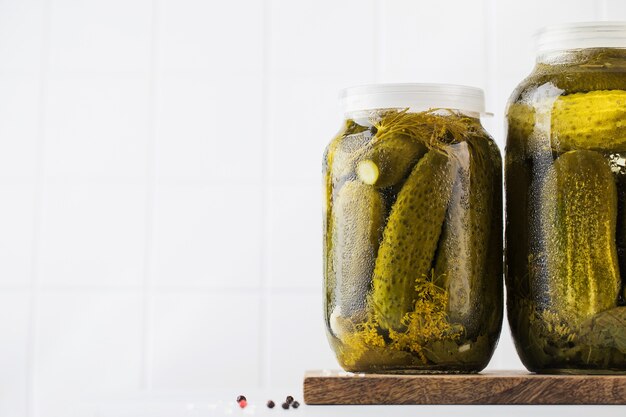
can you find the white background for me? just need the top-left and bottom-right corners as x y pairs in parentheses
(1, 0), (626, 416)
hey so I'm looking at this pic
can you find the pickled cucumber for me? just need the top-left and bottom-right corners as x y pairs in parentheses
(505, 102), (533, 278)
(331, 180), (385, 316)
(507, 103), (536, 145)
(551, 90), (626, 152)
(533, 64), (626, 94)
(504, 105), (532, 299)
(356, 134), (428, 188)
(434, 139), (493, 336)
(371, 150), (456, 331)
(324, 120), (370, 214)
(508, 90), (626, 153)
(332, 130), (373, 182)
(528, 48), (626, 93)
(539, 150), (621, 324)
(325, 120), (368, 172)
(324, 120), (369, 319)
(484, 140), (504, 335)
(615, 169), (626, 305)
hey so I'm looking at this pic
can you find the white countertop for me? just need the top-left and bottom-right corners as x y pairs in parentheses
(70, 390), (626, 417)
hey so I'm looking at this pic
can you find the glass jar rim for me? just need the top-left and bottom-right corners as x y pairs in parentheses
(535, 21), (626, 57)
(339, 83), (486, 116)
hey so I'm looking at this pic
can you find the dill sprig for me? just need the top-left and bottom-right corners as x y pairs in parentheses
(371, 108), (481, 151)
(337, 271), (464, 367)
(388, 271), (464, 363)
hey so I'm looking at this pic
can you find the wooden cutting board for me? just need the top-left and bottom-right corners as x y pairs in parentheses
(303, 370), (626, 405)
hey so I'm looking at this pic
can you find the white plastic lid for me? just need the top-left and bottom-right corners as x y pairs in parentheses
(340, 83), (486, 116)
(535, 21), (626, 56)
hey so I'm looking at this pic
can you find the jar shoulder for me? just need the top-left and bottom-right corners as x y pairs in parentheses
(507, 63), (626, 109)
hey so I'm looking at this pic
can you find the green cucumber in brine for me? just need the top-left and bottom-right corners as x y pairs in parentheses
(539, 150), (621, 325)
(355, 134), (428, 188)
(323, 120), (369, 320)
(331, 180), (386, 317)
(550, 90), (626, 152)
(434, 138), (494, 337)
(370, 150), (456, 331)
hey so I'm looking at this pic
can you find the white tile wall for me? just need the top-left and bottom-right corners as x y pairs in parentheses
(39, 183), (146, 287)
(155, 74), (264, 184)
(603, 0), (626, 18)
(0, 183), (36, 287)
(268, 0), (376, 78)
(0, 291), (30, 417)
(0, 75), (40, 180)
(47, 0), (152, 74)
(43, 75), (151, 181)
(34, 291), (143, 417)
(379, 0), (488, 88)
(268, 184), (321, 289)
(0, 0), (624, 415)
(0, 0), (45, 74)
(149, 292), (261, 389)
(157, 0), (263, 76)
(267, 293), (338, 387)
(151, 183), (262, 288)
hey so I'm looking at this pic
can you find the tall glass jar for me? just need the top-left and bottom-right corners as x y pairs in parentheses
(323, 84), (503, 373)
(506, 22), (626, 374)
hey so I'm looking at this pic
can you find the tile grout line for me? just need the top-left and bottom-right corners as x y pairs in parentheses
(484, 0), (503, 370)
(484, 0), (499, 123)
(260, 0), (273, 389)
(25, 0), (52, 415)
(374, 0), (385, 82)
(139, 0), (161, 392)
(0, 283), (321, 294)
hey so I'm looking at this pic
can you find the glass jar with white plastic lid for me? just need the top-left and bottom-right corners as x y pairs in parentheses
(506, 22), (626, 374)
(323, 83), (503, 373)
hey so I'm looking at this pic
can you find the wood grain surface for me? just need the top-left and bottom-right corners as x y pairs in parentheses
(303, 370), (626, 405)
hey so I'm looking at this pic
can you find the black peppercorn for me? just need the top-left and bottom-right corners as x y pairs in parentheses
(267, 400), (275, 409)
(281, 402), (289, 409)
(285, 396), (294, 404)
(236, 395), (246, 403)
(292, 401), (300, 409)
